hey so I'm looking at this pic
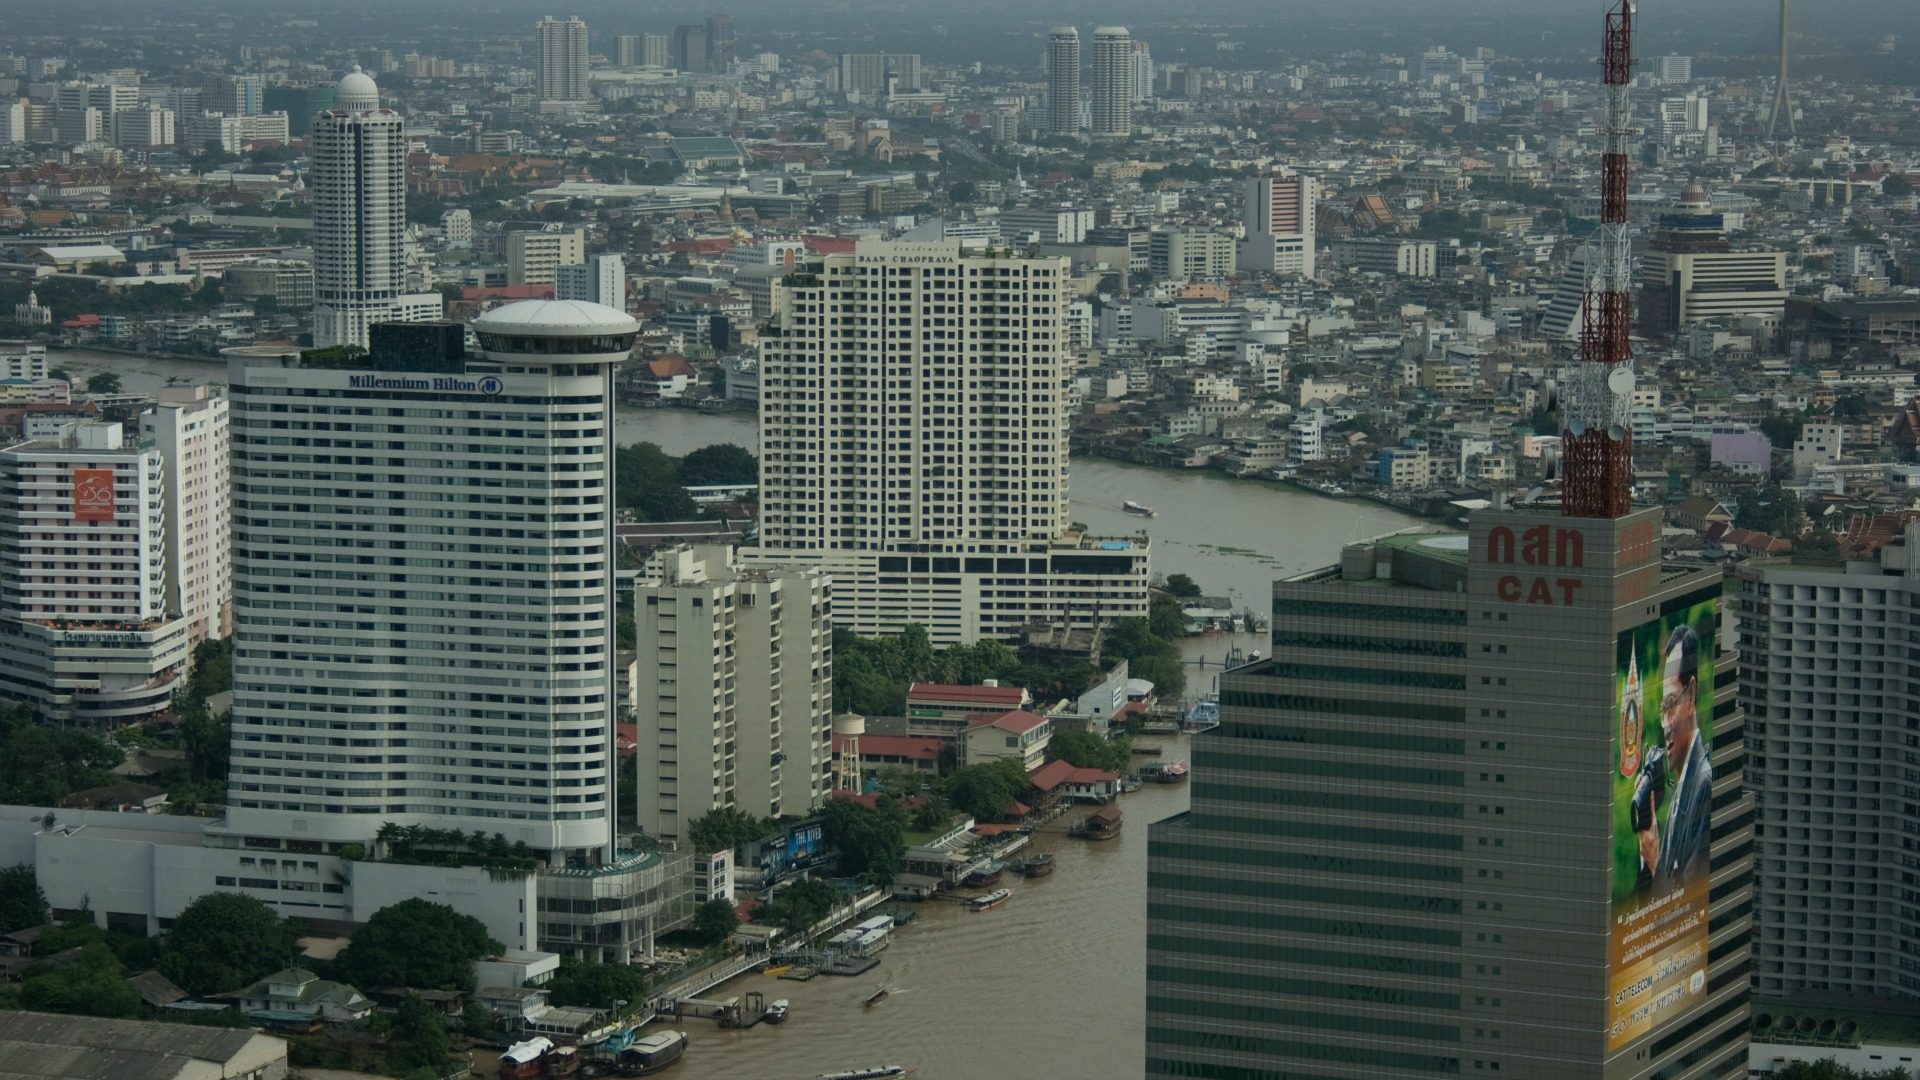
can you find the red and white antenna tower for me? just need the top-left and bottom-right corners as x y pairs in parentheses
(1563, 1), (1636, 519)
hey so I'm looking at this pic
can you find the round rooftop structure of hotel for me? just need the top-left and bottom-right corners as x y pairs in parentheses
(334, 66), (381, 113)
(471, 299), (640, 363)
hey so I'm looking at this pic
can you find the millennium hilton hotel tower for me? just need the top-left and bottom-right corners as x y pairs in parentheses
(1145, 511), (1753, 1078)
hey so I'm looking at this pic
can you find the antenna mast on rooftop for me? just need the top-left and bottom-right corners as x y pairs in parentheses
(1562, 0), (1637, 519)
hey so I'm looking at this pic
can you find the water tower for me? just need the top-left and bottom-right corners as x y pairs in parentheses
(832, 712), (866, 793)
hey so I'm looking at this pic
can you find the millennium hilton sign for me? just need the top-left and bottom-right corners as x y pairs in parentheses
(347, 374), (504, 395)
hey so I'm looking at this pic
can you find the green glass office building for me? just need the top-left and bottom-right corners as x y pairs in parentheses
(1146, 508), (1753, 1079)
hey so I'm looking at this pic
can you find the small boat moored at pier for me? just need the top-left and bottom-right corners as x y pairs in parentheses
(967, 888), (1012, 911)
(610, 1029), (688, 1076)
(765, 999), (789, 1024)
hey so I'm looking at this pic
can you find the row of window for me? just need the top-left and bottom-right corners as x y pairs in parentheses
(1148, 965), (1460, 1011)
(1213, 718), (1466, 753)
(1202, 783), (1463, 821)
(1148, 932), (1460, 979)
(1269, 663), (1465, 690)
(1188, 812), (1464, 851)
(1148, 902), (1462, 947)
(1273, 597), (1468, 625)
(1151, 839), (1462, 884)
(1146, 1024), (1459, 1073)
(1151, 871), (1460, 916)
(1194, 748), (1464, 788)
(1272, 630), (1466, 659)
(1218, 691), (1466, 726)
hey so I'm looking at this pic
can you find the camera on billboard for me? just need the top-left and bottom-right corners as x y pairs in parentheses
(1630, 745), (1668, 836)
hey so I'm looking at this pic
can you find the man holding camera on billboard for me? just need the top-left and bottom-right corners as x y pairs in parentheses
(1634, 624), (1713, 890)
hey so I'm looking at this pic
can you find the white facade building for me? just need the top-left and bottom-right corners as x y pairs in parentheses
(1047, 27), (1081, 134)
(747, 240), (1148, 645)
(555, 253), (625, 310)
(1240, 172), (1317, 277)
(0, 422), (189, 724)
(508, 229), (586, 288)
(310, 69), (441, 349)
(1090, 27), (1133, 137)
(537, 16), (591, 102)
(140, 386), (231, 646)
(225, 300), (636, 862)
(1738, 533), (1920, 998)
(631, 546), (831, 842)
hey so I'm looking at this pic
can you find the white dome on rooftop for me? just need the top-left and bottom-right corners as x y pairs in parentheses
(335, 66), (380, 112)
(471, 299), (640, 337)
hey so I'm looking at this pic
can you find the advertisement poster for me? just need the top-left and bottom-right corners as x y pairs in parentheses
(1607, 596), (1718, 1053)
(72, 469), (116, 521)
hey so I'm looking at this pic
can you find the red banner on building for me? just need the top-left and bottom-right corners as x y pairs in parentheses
(72, 468), (115, 521)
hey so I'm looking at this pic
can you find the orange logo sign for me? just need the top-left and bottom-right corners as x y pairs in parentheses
(72, 469), (115, 521)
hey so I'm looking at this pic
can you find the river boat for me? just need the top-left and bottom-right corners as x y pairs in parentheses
(1017, 852), (1054, 877)
(499, 1038), (555, 1080)
(1124, 500), (1156, 516)
(1070, 805), (1123, 841)
(541, 1046), (580, 1078)
(611, 1030), (688, 1076)
(963, 859), (1005, 887)
(864, 984), (890, 1008)
(765, 999), (790, 1024)
(815, 1068), (915, 1080)
(967, 888), (1012, 912)
(1182, 698), (1221, 733)
(1142, 759), (1189, 783)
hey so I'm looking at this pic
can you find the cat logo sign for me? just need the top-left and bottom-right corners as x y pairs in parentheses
(73, 469), (116, 521)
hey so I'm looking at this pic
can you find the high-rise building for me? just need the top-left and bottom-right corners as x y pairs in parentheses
(536, 16), (590, 101)
(507, 228), (586, 288)
(704, 14), (735, 72)
(223, 74), (264, 116)
(0, 422), (189, 724)
(631, 546), (831, 842)
(642, 33), (671, 69)
(1659, 54), (1694, 83)
(671, 24), (709, 74)
(1090, 27), (1133, 137)
(1047, 27), (1081, 134)
(837, 53), (922, 100)
(111, 107), (175, 150)
(747, 239), (1149, 645)
(262, 83), (335, 137)
(1636, 182), (1787, 340)
(1131, 41), (1155, 103)
(614, 34), (641, 67)
(1329, 237), (1438, 278)
(226, 301), (635, 858)
(555, 253), (625, 310)
(1147, 510), (1753, 1078)
(1737, 532), (1920, 999)
(140, 387), (231, 647)
(1240, 171), (1318, 277)
(310, 68), (442, 349)
(1149, 228), (1236, 281)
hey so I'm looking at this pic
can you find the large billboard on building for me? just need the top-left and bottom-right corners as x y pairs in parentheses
(72, 468), (115, 521)
(1607, 595), (1718, 1053)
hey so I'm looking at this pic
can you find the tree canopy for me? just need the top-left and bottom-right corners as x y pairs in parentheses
(614, 442), (699, 522)
(1735, 482), (1802, 537)
(685, 808), (775, 856)
(158, 892), (301, 995)
(758, 878), (841, 935)
(677, 443), (758, 488)
(0, 864), (49, 934)
(821, 795), (907, 884)
(0, 704), (124, 807)
(544, 958), (649, 1012)
(689, 899), (741, 947)
(945, 759), (1032, 823)
(1047, 729), (1133, 773)
(1163, 573), (1202, 598)
(332, 898), (502, 992)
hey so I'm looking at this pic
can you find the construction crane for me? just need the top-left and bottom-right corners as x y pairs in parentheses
(1562, 0), (1637, 520)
